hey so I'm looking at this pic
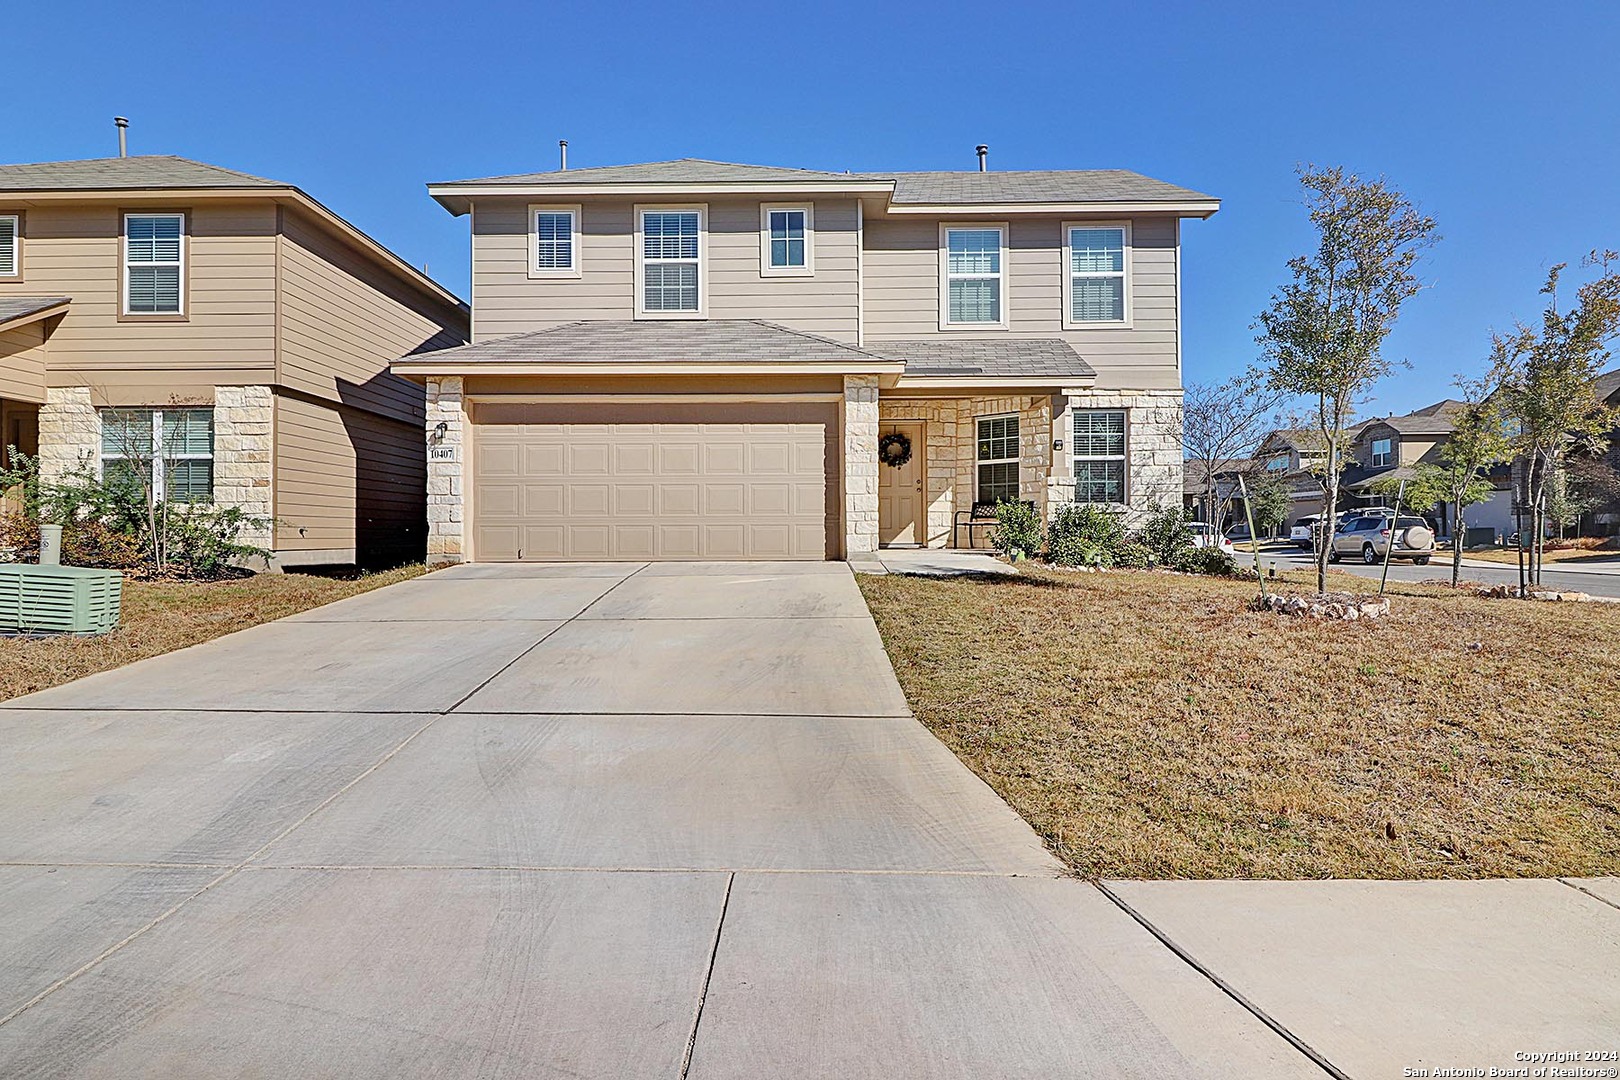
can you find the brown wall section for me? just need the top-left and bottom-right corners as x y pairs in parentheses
(0, 319), (49, 403)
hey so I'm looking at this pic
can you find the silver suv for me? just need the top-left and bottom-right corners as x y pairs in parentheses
(1326, 514), (1435, 565)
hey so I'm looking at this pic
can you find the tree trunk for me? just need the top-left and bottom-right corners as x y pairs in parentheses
(1452, 501), (1464, 587)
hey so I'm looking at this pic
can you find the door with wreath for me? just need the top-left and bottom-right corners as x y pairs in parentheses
(877, 421), (924, 546)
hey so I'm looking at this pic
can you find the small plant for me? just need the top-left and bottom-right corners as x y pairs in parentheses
(990, 499), (1044, 561)
(1171, 546), (1240, 577)
(1113, 541), (1155, 569)
(1137, 504), (1195, 565)
(1047, 504), (1128, 567)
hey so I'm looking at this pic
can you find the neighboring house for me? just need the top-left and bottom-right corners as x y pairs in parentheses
(0, 156), (468, 568)
(1246, 427), (1347, 527)
(393, 158), (1218, 563)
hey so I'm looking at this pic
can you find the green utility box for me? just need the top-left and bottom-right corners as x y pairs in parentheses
(0, 564), (124, 635)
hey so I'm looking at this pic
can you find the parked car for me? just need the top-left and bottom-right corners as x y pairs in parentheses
(1188, 522), (1236, 555)
(1289, 516), (1321, 550)
(1326, 514), (1435, 565)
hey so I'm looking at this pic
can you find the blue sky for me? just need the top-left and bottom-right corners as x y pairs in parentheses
(9, 0), (1619, 416)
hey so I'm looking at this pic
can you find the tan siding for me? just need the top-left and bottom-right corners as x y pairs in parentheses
(278, 208), (464, 426)
(274, 392), (426, 566)
(862, 214), (1181, 390)
(0, 319), (49, 403)
(470, 197), (860, 344)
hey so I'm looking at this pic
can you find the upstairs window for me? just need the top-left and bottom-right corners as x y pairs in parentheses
(976, 414), (1020, 503)
(1371, 437), (1394, 468)
(762, 206), (812, 274)
(1064, 224), (1128, 326)
(639, 208), (703, 316)
(1265, 455), (1290, 471)
(942, 226), (1007, 328)
(124, 213), (184, 315)
(101, 407), (214, 501)
(530, 207), (580, 277)
(1074, 409), (1127, 504)
(0, 215), (17, 277)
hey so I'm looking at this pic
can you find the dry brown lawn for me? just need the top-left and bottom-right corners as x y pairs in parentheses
(858, 565), (1620, 880)
(0, 565), (425, 702)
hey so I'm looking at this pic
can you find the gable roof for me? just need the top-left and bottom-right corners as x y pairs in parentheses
(1361, 399), (1467, 438)
(0, 155), (284, 191)
(0, 296), (71, 329)
(1595, 367), (1620, 404)
(434, 159), (859, 187)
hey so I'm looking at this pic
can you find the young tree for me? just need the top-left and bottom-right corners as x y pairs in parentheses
(1256, 165), (1439, 591)
(1181, 373), (1287, 529)
(1244, 467), (1294, 538)
(1490, 252), (1620, 589)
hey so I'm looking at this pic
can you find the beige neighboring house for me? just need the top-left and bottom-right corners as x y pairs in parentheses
(393, 158), (1218, 564)
(0, 156), (467, 568)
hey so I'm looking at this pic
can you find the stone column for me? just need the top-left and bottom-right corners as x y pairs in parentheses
(426, 375), (466, 565)
(213, 385), (275, 550)
(841, 374), (879, 556)
(37, 386), (98, 483)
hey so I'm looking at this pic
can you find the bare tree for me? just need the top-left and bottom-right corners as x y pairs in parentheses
(1181, 372), (1287, 529)
(1256, 165), (1439, 591)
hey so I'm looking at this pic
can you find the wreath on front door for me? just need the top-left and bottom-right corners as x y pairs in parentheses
(878, 432), (913, 468)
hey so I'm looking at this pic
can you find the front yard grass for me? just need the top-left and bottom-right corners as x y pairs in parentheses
(0, 564), (425, 702)
(858, 565), (1620, 880)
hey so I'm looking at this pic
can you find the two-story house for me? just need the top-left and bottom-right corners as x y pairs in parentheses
(0, 156), (467, 568)
(391, 158), (1217, 564)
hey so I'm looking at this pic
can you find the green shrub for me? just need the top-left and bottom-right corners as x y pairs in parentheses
(990, 499), (1044, 561)
(1137, 504), (1195, 565)
(1046, 504), (1128, 567)
(1113, 541), (1155, 569)
(1171, 546), (1240, 577)
(165, 503), (272, 578)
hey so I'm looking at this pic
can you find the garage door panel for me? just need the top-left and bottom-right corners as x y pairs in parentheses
(472, 406), (832, 562)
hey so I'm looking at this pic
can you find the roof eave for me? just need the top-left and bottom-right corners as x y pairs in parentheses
(429, 180), (898, 215)
(891, 374), (1096, 390)
(0, 300), (71, 331)
(391, 358), (906, 380)
(883, 199), (1221, 218)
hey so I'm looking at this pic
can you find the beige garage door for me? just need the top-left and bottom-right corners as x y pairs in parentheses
(472, 402), (836, 561)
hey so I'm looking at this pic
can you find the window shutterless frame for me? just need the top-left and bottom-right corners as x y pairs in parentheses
(121, 211), (186, 317)
(1061, 221), (1131, 329)
(528, 204), (582, 279)
(760, 204), (814, 276)
(1371, 437), (1393, 468)
(0, 213), (19, 278)
(1072, 408), (1128, 504)
(975, 413), (1021, 503)
(99, 407), (215, 502)
(939, 223), (1009, 330)
(634, 204), (707, 319)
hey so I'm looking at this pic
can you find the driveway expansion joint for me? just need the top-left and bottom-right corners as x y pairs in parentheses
(1558, 876), (1620, 912)
(679, 870), (734, 1080)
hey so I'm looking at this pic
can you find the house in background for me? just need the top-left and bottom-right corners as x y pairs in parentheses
(0, 156), (467, 568)
(394, 157), (1217, 564)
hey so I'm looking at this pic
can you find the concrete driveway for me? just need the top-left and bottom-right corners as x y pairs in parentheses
(0, 561), (1328, 1078)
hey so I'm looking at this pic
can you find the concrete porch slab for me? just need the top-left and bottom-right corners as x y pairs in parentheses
(283, 576), (623, 622)
(577, 570), (868, 620)
(2, 621), (560, 713)
(1566, 876), (1620, 908)
(0, 868), (728, 1079)
(687, 874), (1322, 1080)
(635, 560), (853, 577)
(0, 865), (218, 1019)
(456, 617), (910, 717)
(1109, 879), (1620, 1079)
(260, 714), (1059, 875)
(868, 549), (1018, 577)
(0, 710), (433, 864)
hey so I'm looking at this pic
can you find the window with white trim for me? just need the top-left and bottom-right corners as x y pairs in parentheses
(762, 206), (812, 273)
(531, 207), (579, 275)
(100, 407), (214, 501)
(1064, 225), (1128, 325)
(0, 215), (18, 277)
(124, 213), (184, 314)
(640, 209), (702, 314)
(1371, 437), (1394, 468)
(1073, 409), (1127, 503)
(976, 415), (1020, 503)
(943, 226), (1006, 327)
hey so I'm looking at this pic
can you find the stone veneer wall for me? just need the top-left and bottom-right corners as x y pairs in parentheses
(425, 375), (466, 564)
(213, 385), (274, 550)
(1049, 388), (1183, 527)
(842, 374), (880, 555)
(37, 387), (97, 483)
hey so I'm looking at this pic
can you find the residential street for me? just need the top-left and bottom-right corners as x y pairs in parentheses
(0, 564), (1614, 1078)
(1251, 546), (1620, 599)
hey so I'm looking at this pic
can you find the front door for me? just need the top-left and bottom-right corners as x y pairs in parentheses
(878, 421), (924, 546)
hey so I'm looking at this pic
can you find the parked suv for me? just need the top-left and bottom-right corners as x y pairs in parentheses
(1326, 514), (1435, 565)
(1187, 522), (1235, 555)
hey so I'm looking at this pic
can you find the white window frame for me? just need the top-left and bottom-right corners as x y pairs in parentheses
(0, 214), (19, 278)
(122, 211), (186, 316)
(939, 223), (1009, 331)
(99, 406), (214, 502)
(1072, 408), (1129, 505)
(1062, 221), (1131, 329)
(527, 204), (582, 279)
(1371, 437), (1394, 468)
(975, 413), (1021, 504)
(634, 204), (707, 320)
(760, 204), (814, 277)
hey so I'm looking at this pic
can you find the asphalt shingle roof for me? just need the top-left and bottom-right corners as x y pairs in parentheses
(863, 338), (1095, 378)
(0, 156), (285, 191)
(397, 320), (886, 365)
(436, 159), (859, 187)
(0, 296), (70, 326)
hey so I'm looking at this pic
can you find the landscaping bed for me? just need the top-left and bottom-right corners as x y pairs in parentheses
(858, 565), (1620, 880)
(0, 565), (425, 702)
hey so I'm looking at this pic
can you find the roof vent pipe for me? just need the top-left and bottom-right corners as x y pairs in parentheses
(975, 144), (988, 171)
(559, 139), (568, 171)
(115, 117), (129, 158)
